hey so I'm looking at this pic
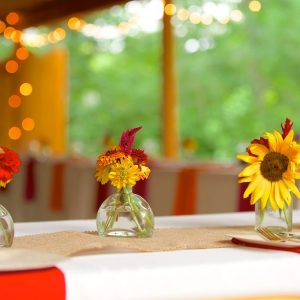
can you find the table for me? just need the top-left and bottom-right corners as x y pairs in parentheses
(3, 211), (300, 300)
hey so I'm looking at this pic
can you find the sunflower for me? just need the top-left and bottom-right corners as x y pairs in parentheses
(237, 129), (300, 210)
(108, 157), (139, 190)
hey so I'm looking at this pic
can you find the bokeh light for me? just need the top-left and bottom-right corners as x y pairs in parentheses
(16, 47), (29, 60)
(6, 12), (20, 25)
(10, 30), (22, 43)
(8, 95), (22, 108)
(249, 1), (261, 12)
(164, 4), (177, 16)
(22, 118), (35, 131)
(177, 9), (189, 21)
(5, 60), (19, 73)
(0, 21), (6, 33)
(8, 127), (22, 140)
(19, 83), (33, 96)
(3, 26), (14, 39)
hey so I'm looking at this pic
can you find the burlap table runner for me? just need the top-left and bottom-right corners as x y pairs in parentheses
(12, 226), (255, 256)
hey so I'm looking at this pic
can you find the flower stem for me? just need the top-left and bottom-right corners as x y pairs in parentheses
(102, 194), (121, 232)
(124, 187), (145, 234)
(282, 203), (291, 229)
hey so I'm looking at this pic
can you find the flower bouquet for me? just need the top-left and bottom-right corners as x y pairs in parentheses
(0, 146), (21, 247)
(95, 127), (154, 238)
(237, 118), (300, 233)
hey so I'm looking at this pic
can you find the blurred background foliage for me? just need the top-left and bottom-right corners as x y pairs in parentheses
(2, 0), (300, 161)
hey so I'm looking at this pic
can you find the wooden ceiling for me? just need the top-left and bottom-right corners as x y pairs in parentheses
(0, 0), (129, 29)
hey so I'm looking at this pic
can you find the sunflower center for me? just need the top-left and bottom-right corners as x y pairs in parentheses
(260, 152), (289, 181)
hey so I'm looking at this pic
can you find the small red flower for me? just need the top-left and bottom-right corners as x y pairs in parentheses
(119, 126), (142, 155)
(131, 148), (148, 165)
(0, 146), (21, 187)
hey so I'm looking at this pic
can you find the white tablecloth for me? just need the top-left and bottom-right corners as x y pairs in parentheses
(15, 211), (300, 300)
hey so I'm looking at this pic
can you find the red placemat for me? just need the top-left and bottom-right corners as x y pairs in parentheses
(0, 267), (65, 300)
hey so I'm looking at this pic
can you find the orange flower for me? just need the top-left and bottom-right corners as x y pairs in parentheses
(95, 127), (151, 189)
(0, 146), (21, 188)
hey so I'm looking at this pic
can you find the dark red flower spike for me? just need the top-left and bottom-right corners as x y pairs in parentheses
(119, 126), (142, 155)
(281, 118), (293, 139)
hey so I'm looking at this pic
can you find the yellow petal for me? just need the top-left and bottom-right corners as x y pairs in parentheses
(274, 130), (283, 145)
(250, 180), (266, 204)
(238, 176), (255, 183)
(265, 132), (277, 152)
(284, 129), (294, 145)
(269, 183), (278, 210)
(274, 182), (284, 209)
(243, 176), (261, 198)
(236, 154), (258, 164)
(283, 178), (300, 199)
(238, 163), (260, 178)
(249, 144), (269, 160)
(284, 191), (292, 207)
(278, 180), (289, 201)
(261, 181), (271, 209)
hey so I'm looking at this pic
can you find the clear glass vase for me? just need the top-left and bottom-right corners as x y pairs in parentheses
(97, 187), (154, 238)
(255, 200), (292, 234)
(0, 204), (14, 247)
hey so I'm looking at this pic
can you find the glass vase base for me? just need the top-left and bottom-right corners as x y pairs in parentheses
(98, 228), (150, 238)
(96, 188), (154, 239)
(0, 204), (14, 247)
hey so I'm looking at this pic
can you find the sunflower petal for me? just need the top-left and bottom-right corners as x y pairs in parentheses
(236, 154), (258, 164)
(265, 132), (277, 152)
(238, 176), (255, 183)
(238, 163), (260, 178)
(283, 179), (300, 199)
(248, 144), (269, 160)
(261, 181), (271, 209)
(250, 178), (267, 204)
(274, 182), (284, 209)
(269, 183), (278, 210)
(243, 176), (261, 198)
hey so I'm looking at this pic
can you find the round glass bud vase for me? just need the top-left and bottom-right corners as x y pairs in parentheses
(0, 204), (14, 247)
(255, 201), (292, 234)
(97, 187), (154, 238)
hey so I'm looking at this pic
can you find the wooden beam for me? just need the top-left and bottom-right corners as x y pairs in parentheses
(0, 0), (128, 29)
(162, 0), (179, 158)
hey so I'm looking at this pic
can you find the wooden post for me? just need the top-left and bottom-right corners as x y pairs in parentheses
(162, 0), (179, 158)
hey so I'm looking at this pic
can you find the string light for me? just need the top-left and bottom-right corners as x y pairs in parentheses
(22, 118), (35, 131)
(249, 1), (261, 12)
(16, 47), (29, 60)
(164, 4), (177, 16)
(0, 21), (6, 33)
(8, 127), (22, 140)
(3, 26), (15, 39)
(6, 12), (20, 25)
(189, 12), (201, 24)
(19, 83), (33, 96)
(8, 95), (22, 108)
(5, 60), (19, 73)
(10, 30), (22, 43)
(177, 9), (190, 21)
(230, 9), (243, 22)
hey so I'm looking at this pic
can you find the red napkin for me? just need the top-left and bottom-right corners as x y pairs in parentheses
(133, 179), (148, 200)
(238, 182), (254, 212)
(232, 237), (300, 253)
(173, 167), (197, 215)
(50, 163), (65, 211)
(95, 182), (109, 212)
(24, 157), (36, 202)
(0, 267), (65, 299)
